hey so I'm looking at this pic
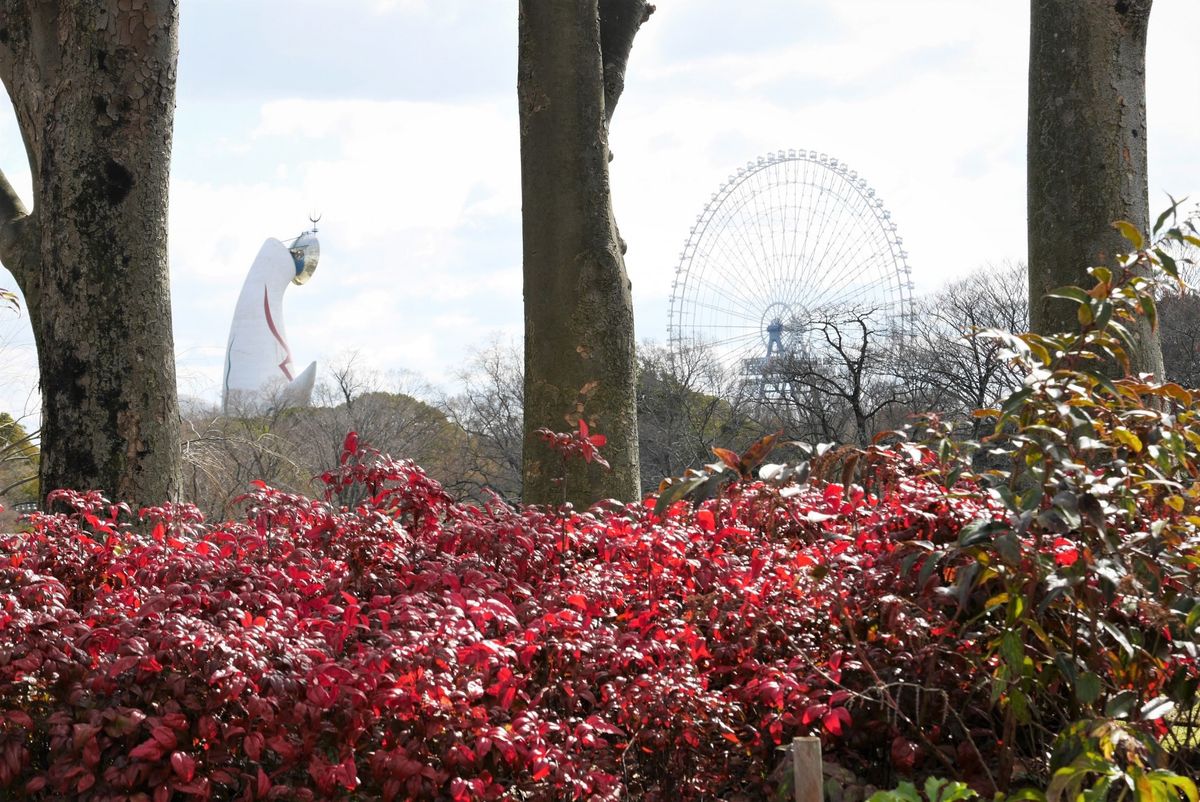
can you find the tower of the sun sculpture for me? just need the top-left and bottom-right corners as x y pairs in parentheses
(222, 228), (320, 414)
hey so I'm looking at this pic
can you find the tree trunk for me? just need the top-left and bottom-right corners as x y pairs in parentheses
(1027, 0), (1163, 376)
(518, 0), (651, 507)
(0, 1), (182, 508)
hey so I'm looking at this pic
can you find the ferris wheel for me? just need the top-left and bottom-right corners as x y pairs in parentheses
(668, 149), (914, 381)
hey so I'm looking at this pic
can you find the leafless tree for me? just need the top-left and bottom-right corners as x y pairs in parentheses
(0, 412), (38, 524)
(636, 341), (761, 487)
(441, 339), (525, 503)
(902, 262), (1029, 436)
(181, 355), (466, 518)
(180, 396), (312, 521)
(296, 358), (462, 506)
(763, 309), (908, 446)
(1159, 291), (1200, 389)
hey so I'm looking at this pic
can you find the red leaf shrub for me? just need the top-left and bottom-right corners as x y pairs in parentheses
(0, 436), (1194, 799)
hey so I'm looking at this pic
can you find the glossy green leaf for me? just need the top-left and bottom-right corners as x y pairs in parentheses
(1074, 672), (1101, 704)
(1113, 220), (1144, 249)
(1046, 286), (1092, 306)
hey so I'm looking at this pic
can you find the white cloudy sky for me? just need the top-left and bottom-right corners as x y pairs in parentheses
(0, 0), (1197, 420)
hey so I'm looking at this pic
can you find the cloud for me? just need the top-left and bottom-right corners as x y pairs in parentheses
(369, 0), (429, 14)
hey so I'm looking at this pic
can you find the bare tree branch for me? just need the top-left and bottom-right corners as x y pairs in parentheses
(0, 4), (37, 288)
(598, 0), (654, 127)
(0, 166), (32, 284)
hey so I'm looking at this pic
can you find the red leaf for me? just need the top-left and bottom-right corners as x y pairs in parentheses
(171, 751), (196, 782)
(737, 430), (781, 477)
(244, 732), (264, 761)
(151, 724), (178, 750)
(257, 767), (272, 796)
(891, 735), (919, 772)
(711, 446), (741, 472)
(823, 706), (852, 737)
(83, 736), (100, 767)
(130, 737), (165, 762)
(198, 716), (218, 741)
(340, 756), (358, 790)
(341, 431), (359, 464)
(1053, 537), (1080, 567)
(801, 704), (828, 726)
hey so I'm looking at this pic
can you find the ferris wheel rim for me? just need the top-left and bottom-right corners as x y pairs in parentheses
(667, 148), (915, 371)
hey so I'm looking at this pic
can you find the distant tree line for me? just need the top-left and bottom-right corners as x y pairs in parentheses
(120, 255), (1189, 522)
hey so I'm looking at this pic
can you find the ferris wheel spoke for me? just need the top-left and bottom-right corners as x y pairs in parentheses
(716, 193), (783, 306)
(705, 220), (783, 315)
(698, 323), (779, 331)
(686, 296), (768, 326)
(811, 255), (891, 305)
(815, 234), (895, 298)
(752, 169), (786, 298)
(803, 185), (871, 288)
(802, 223), (889, 312)
(706, 329), (766, 344)
(698, 201), (769, 300)
(810, 269), (898, 316)
(815, 193), (875, 276)
(807, 242), (887, 311)
(690, 250), (779, 322)
(832, 250), (896, 300)
(802, 170), (841, 266)
(812, 200), (886, 291)
(733, 173), (791, 304)
(783, 164), (807, 290)
(687, 216), (776, 314)
(704, 331), (770, 353)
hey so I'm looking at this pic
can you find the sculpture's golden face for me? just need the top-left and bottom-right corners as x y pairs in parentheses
(289, 232), (320, 285)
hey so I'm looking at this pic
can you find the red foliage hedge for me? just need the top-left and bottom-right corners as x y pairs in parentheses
(0, 436), (1179, 800)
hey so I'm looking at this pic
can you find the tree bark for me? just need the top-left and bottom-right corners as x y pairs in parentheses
(0, 1), (182, 507)
(1027, 0), (1163, 376)
(599, 0), (653, 130)
(518, 0), (651, 507)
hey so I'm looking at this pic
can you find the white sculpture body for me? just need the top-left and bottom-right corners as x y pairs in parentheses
(222, 232), (319, 413)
